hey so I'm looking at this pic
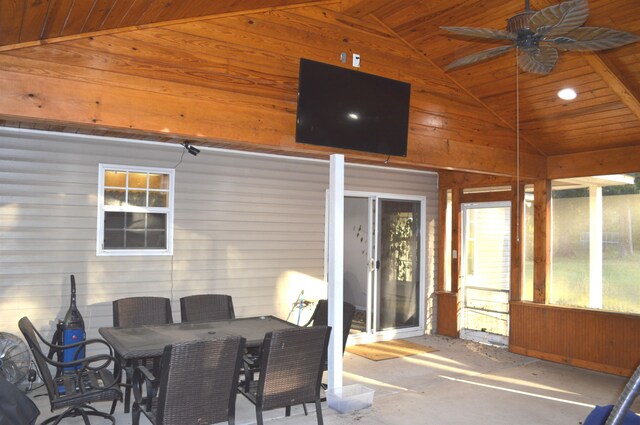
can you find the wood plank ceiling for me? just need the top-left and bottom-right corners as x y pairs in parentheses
(0, 0), (638, 177)
(0, 0), (327, 46)
(362, 0), (640, 158)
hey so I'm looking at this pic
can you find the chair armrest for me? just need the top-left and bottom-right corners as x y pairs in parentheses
(242, 352), (262, 392)
(33, 324), (116, 368)
(242, 353), (259, 368)
(132, 365), (158, 412)
(83, 353), (122, 383)
(44, 351), (119, 375)
(36, 325), (114, 358)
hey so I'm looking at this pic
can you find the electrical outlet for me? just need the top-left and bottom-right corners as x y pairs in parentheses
(352, 53), (360, 68)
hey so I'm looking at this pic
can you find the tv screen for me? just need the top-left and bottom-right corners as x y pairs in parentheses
(295, 58), (411, 157)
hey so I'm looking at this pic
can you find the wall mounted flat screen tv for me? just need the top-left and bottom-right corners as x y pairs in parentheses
(295, 58), (411, 157)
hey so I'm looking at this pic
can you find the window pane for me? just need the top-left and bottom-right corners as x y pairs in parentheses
(148, 191), (167, 207)
(128, 190), (147, 207)
(148, 174), (169, 189)
(378, 199), (421, 330)
(147, 213), (166, 229)
(129, 172), (147, 189)
(104, 170), (126, 187)
(105, 189), (126, 206)
(104, 230), (124, 248)
(467, 240), (475, 276)
(146, 230), (167, 248)
(105, 212), (125, 229)
(125, 213), (147, 229)
(125, 230), (146, 248)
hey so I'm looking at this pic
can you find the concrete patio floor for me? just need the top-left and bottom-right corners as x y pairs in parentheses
(31, 334), (639, 424)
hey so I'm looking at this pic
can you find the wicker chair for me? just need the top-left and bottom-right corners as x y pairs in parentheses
(243, 301), (354, 395)
(113, 296), (173, 413)
(132, 337), (245, 425)
(18, 316), (122, 424)
(304, 299), (356, 353)
(303, 300), (355, 395)
(179, 294), (235, 322)
(239, 326), (331, 425)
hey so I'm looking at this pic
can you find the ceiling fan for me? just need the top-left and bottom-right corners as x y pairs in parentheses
(441, 0), (640, 74)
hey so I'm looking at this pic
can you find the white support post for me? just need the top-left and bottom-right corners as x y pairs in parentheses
(589, 186), (603, 309)
(327, 154), (344, 393)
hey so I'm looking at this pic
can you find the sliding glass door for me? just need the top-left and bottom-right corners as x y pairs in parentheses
(344, 194), (425, 338)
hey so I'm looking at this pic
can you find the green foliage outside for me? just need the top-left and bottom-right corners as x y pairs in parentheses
(524, 255), (640, 314)
(549, 254), (640, 313)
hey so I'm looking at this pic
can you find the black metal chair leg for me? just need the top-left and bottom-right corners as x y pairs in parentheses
(42, 405), (116, 425)
(132, 402), (141, 425)
(110, 398), (118, 415)
(315, 399), (324, 425)
(256, 407), (264, 425)
(123, 368), (133, 413)
(79, 408), (90, 425)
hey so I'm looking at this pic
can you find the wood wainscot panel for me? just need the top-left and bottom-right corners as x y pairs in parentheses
(436, 291), (459, 338)
(510, 301), (640, 377)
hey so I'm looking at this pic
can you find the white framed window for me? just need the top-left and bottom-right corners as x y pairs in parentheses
(97, 164), (174, 256)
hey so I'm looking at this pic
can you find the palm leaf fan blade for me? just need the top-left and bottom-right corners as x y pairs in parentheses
(445, 45), (515, 71)
(551, 27), (640, 51)
(441, 26), (515, 40)
(530, 0), (589, 36)
(519, 47), (559, 74)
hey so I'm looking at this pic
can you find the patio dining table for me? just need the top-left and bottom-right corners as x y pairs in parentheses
(99, 315), (297, 360)
(99, 315), (298, 412)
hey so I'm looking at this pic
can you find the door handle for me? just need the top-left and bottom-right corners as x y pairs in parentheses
(369, 259), (381, 271)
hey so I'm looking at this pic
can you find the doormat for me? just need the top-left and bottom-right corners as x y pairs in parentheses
(346, 340), (437, 361)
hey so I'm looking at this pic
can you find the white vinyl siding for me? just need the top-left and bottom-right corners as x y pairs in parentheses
(0, 128), (437, 340)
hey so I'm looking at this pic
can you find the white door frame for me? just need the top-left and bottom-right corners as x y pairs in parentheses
(328, 190), (427, 344)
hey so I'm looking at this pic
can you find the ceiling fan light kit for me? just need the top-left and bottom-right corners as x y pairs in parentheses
(442, 0), (640, 74)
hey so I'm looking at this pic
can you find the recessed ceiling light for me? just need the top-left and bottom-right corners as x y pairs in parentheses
(348, 113), (359, 120)
(558, 88), (577, 100)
